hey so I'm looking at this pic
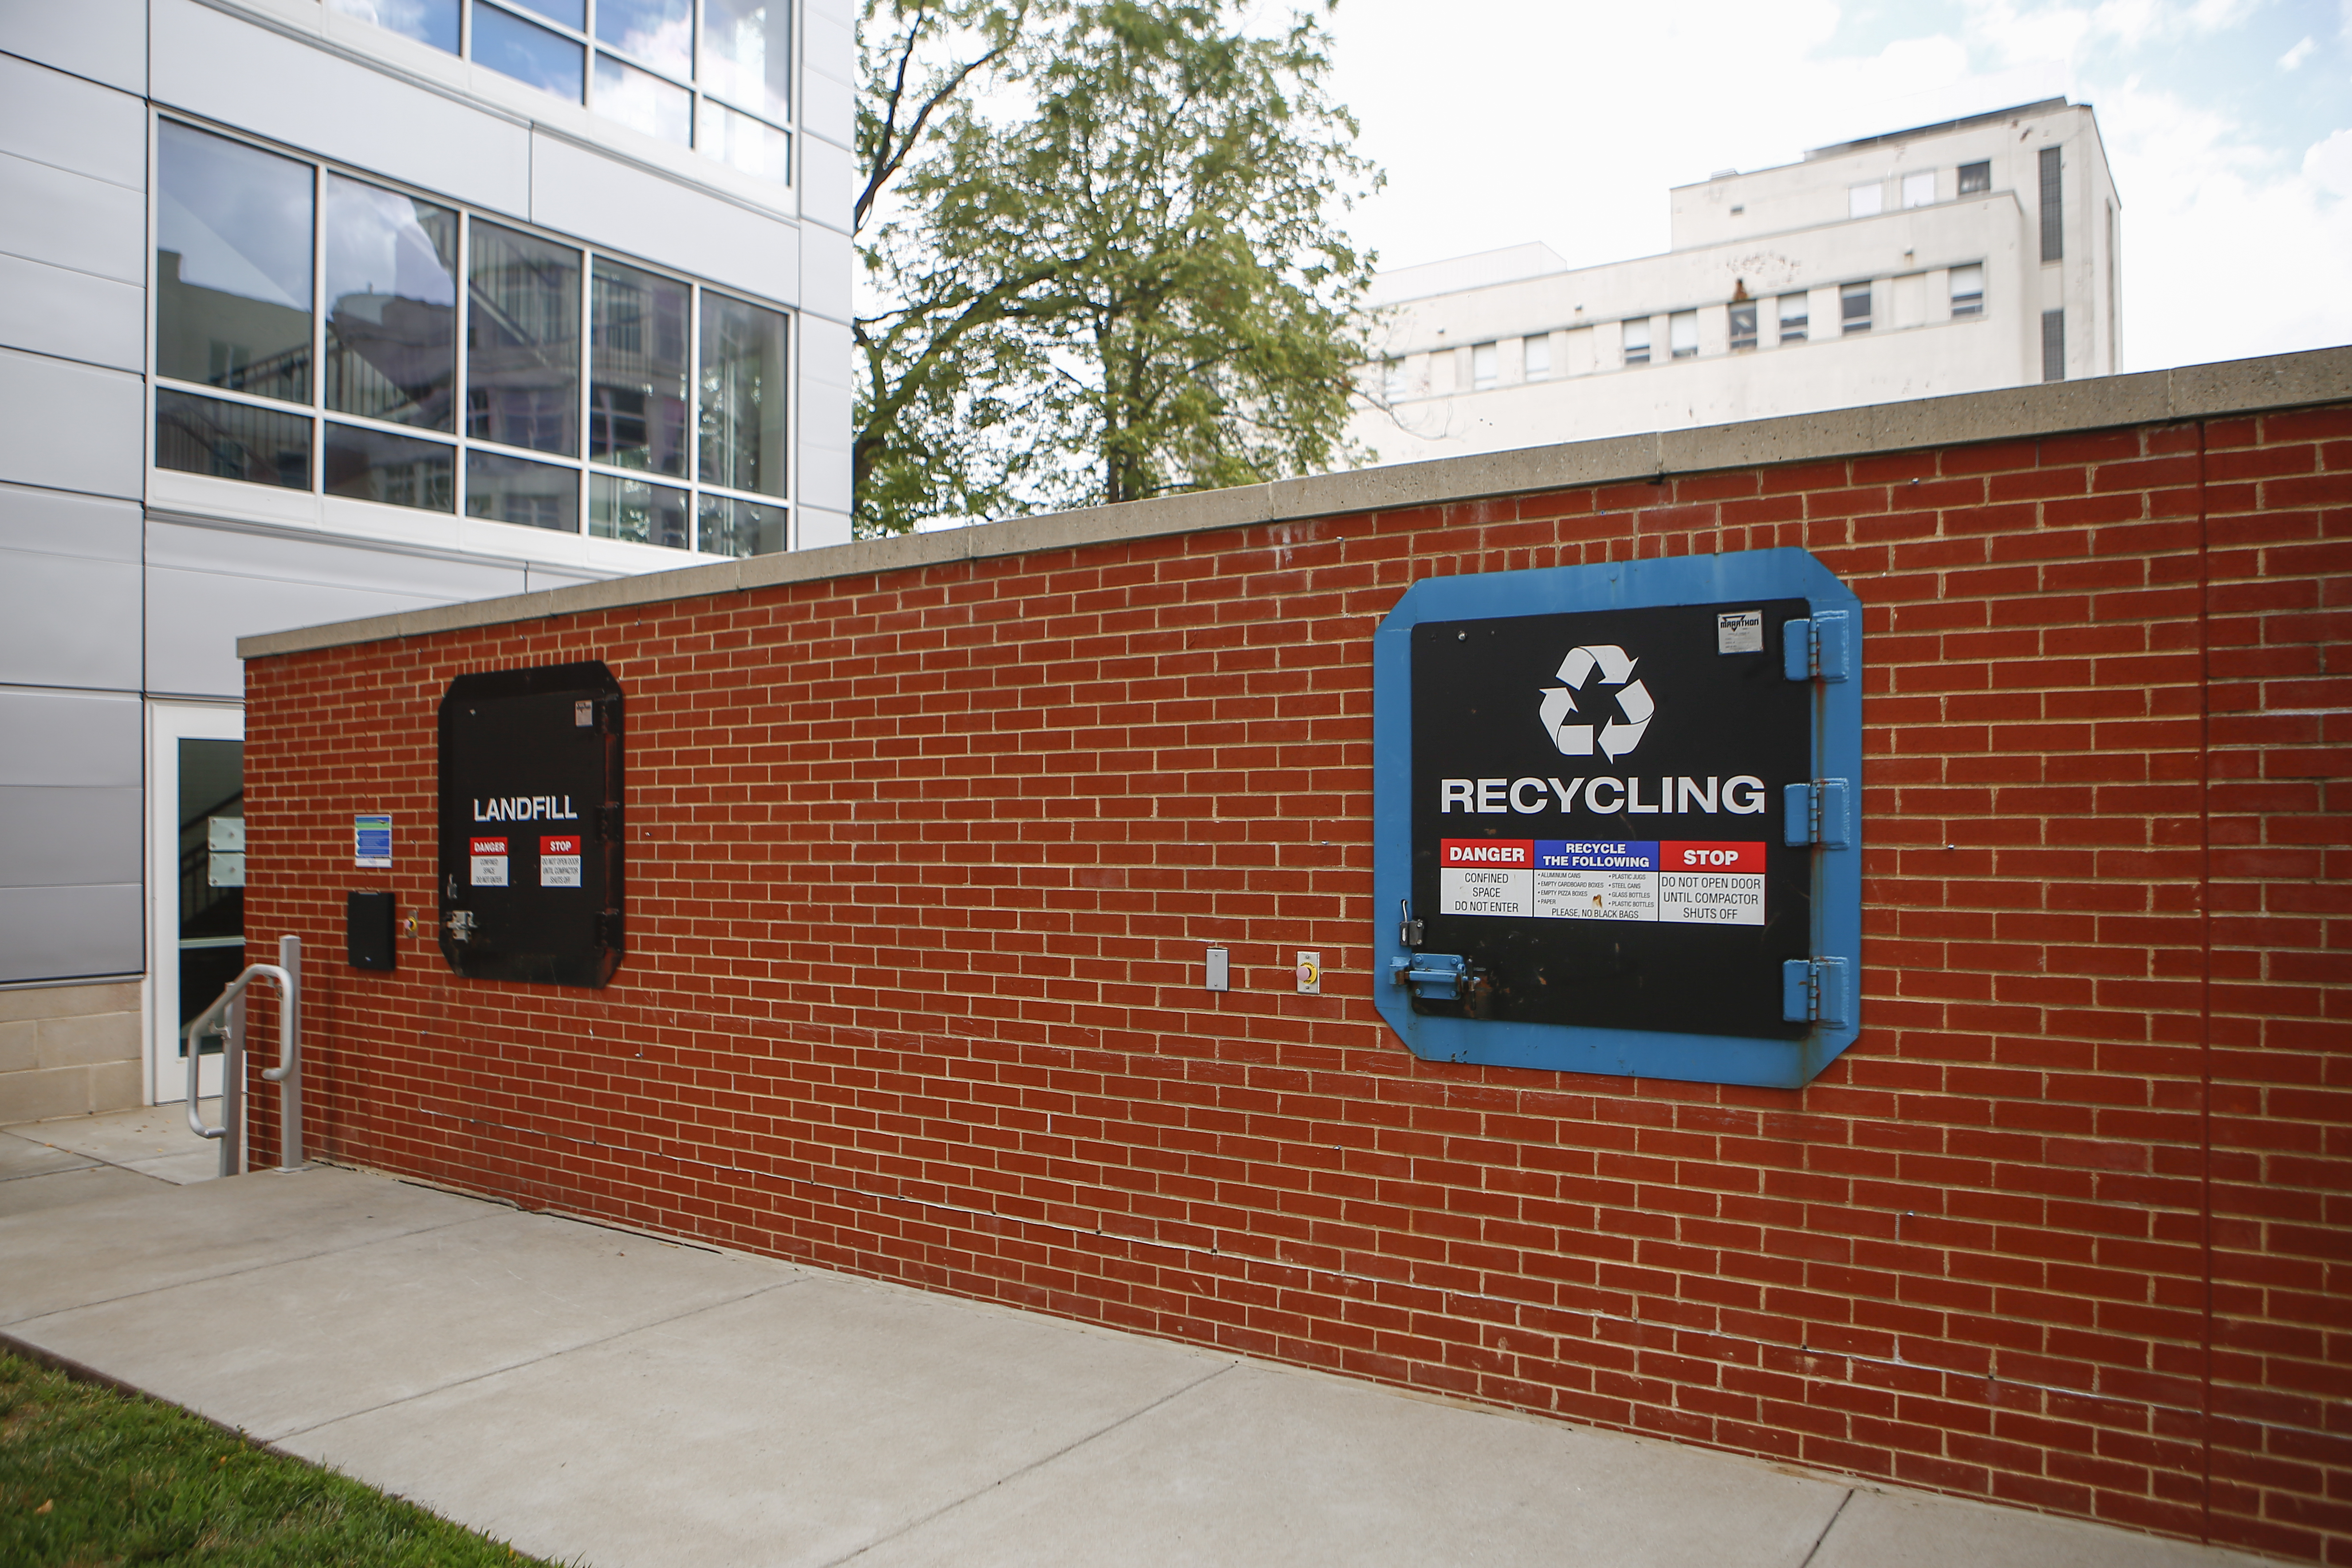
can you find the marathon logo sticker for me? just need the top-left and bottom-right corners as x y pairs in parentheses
(469, 836), (509, 887)
(539, 834), (582, 888)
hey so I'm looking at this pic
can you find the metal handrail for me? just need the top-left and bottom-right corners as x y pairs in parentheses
(185, 934), (302, 1175)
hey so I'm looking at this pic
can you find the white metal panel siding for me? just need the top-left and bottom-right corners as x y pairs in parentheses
(796, 133), (853, 237)
(0, 0), (148, 94)
(0, 687), (140, 786)
(150, 0), (533, 217)
(0, 52), (147, 189)
(0, 784), (142, 887)
(801, 0), (856, 156)
(144, 519), (534, 698)
(527, 132), (799, 306)
(0, 485), (142, 692)
(798, 221), (852, 327)
(0, 149), (146, 283)
(0, 253), (144, 371)
(0, 347), (143, 499)
(796, 313), (853, 515)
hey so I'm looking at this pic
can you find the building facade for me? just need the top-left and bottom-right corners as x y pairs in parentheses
(0, 0), (853, 1118)
(1353, 99), (2120, 467)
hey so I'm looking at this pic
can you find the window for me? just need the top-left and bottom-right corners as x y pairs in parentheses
(325, 175), (458, 430)
(1958, 160), (1990, 196)
(2041, 308), (2065, 381)
(1471, 341), (1498, 389)
(590, 474), (691, 547)
(1901, 170), (1935, 208)
(330, 0), (460, 53)
(700, 293), (789, 498)
(468, 223), (582, 456)
(1840, 281), (1872, 334)
(472, 3), (586, 99)
(1778, 293), (1808, 343)
(591, 259), (690, 474)
(1523, 334), (1551, 380)
(155, 123), (314, 406)
(1849, 182), (1883, 218)
(1948, 263), (1983, 318)
(325, 425), (455, 510)
(1621, 318), (1650, 365)
(1729, 300), (1757, 351)
(703, 0), (793, 121)
(326, 0), (789, 184)
(2039, 146), (2062, 262)
(156, 391), (311, 488)
(152, 122), (794, 554)
(1669, 311), (1697, 359)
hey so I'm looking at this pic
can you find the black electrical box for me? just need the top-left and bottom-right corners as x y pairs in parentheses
(347, 890), (397, 971)
(437, 661), (624, 987)
(1409, 599), (1813, 1042)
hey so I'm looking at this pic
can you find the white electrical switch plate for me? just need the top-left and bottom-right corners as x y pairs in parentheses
(1295, 951), (1322, 994)
(1205, 946), (1230, 991)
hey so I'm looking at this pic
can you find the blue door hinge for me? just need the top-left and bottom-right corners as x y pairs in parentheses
(1782, 610), (1852, 683)
(1389, 952), (1470, 1002)
(1782, 779), (1852, 848)
(1782, 957), (1854, 1026)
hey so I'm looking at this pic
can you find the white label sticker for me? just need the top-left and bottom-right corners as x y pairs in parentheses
(469, 836), (508, 887)
(1717, 610), (1764, 654)
(539, 834), (582, 888)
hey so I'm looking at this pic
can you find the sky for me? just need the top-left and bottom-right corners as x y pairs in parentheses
(1312, 0), (2352, 372)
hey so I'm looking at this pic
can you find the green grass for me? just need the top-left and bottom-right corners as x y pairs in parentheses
(0, 1349), (566, 1566)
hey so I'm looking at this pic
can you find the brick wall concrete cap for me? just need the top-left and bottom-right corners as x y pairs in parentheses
(236, 344), (2352, 660)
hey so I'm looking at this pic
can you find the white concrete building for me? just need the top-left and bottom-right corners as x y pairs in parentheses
(1353, 99), (2120, 467)
(0, 0), (853, 1118)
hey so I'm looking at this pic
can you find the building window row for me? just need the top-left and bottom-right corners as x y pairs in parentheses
(1375, 263), (1990, 398)
(153, 119), (791, 557)
(1848, 157), (1995, 219)
(326, 0), (791, 183)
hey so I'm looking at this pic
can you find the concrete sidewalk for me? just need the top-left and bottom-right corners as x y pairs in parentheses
(0, 1156), (2276, 1568)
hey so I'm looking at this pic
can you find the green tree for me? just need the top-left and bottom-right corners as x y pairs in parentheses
(854, 0), (1379, 533)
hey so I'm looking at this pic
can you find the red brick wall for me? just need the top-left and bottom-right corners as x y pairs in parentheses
(243, 405), (2351, 1563)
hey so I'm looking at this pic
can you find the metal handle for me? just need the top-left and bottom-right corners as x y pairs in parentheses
(184, 934), (303, 1172)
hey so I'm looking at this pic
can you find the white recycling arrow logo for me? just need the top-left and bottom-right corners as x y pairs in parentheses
(1538, 644), (1653, 761)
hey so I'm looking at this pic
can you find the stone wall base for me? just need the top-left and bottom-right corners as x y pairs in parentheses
(0, 982), (144, 1124)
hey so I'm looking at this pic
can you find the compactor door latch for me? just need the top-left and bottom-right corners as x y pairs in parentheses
(1389, 951), (1470, 1002)
(1398, 899), (1425, 949)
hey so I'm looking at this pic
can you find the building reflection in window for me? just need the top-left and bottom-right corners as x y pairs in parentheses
(699, 294), (787, 497)
(326, 176), (459, 430)
(468, 223), (582, 456)
(156, 123), (315, 405)
(590, 260), (690, 476)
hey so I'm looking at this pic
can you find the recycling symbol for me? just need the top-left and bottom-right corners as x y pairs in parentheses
(1538, 644), (1653, 761)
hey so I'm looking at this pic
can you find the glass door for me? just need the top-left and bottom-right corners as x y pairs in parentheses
(148, 705), (244, 1103)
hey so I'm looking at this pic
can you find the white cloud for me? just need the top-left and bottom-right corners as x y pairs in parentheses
(2307, 126), (2352, 194)
(2094, 82), (2352, 365)
(2278, 34), (2317, 67)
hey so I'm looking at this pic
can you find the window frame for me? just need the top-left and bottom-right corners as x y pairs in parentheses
(1621, 318), (1651, 367)
(146, 111), (797, 558)
(1728, 300), (1758, 352)
(1948, 263), (1984, 319)
(1838, 281), (1872, 335)
(1777, 293), (1809, 344)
